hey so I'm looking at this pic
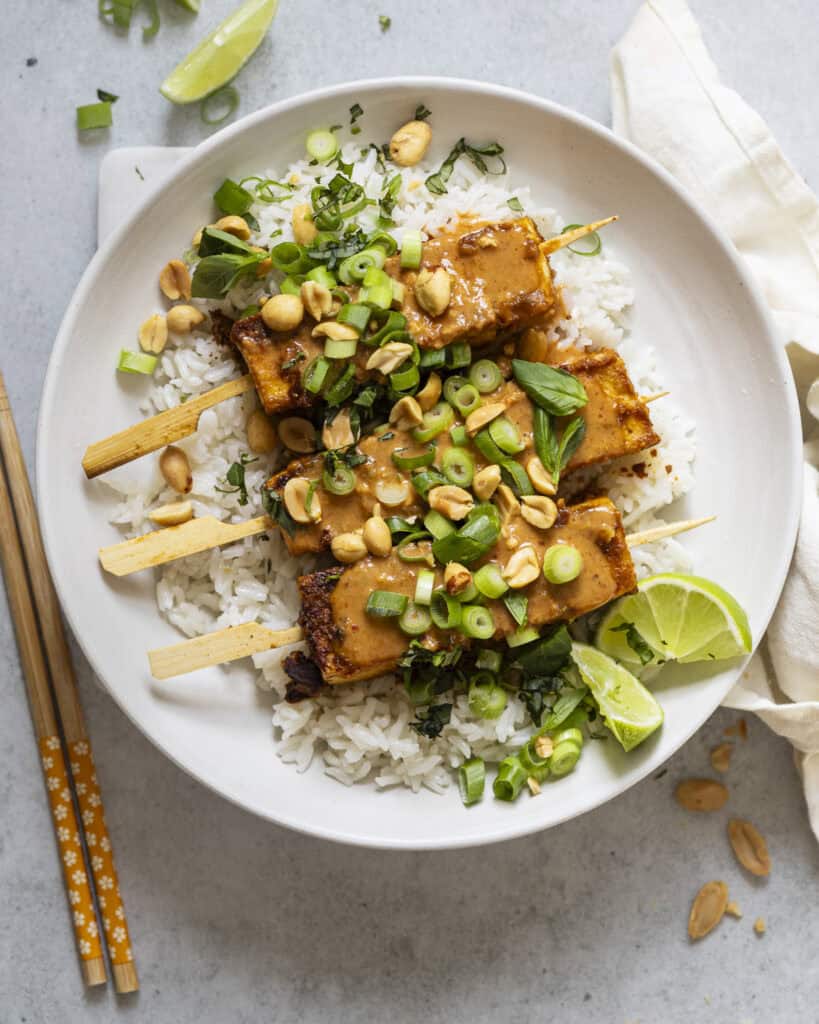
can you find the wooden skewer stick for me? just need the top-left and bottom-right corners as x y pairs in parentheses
(642, 391), (670, 404)
(627, 515), (716, 548)
(82, 374), (255, 479)
(540, 216), (618, 256)
(99, 514), (272, 577)
(148, 623), (304, 680)
(147, 516), (715, 681)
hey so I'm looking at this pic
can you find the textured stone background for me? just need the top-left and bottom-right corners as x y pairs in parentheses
(1, 1), (818, 1020)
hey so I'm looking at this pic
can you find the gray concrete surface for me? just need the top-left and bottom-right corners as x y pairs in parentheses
(1, 1), (818, 1020)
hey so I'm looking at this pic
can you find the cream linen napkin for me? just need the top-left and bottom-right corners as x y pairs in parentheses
(612, 0), (819, 839)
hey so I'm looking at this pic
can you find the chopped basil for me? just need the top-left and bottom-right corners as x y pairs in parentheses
(539, 687), (589, 731)
(410, 702), (453, 739)
(414, 104), (432, 122)
(191, 252), (264, 299)
(262, 487), (298, 536)
(216, 453), (256, 505)
(506, 197), (524, 212)
(611, 622), (656, 665)
(349, 102), (364, 126)
(97, 88), (119, 103)
(425, 138), (506, 195)
(502, 592), (528, 627)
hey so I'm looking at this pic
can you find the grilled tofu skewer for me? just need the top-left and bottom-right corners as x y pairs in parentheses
(147, 510), (715, 681)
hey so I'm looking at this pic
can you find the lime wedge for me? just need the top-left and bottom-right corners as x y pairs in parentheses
(172, 0), (201, 12)
(160, 0), (279, 104)
(570, 643), (664, 752)
(597, 574), (752, 668)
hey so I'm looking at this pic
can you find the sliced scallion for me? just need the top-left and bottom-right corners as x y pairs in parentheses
(412, 402), (454, 443)
(549, 727), (584, 776)
(441, 447), (475, 487)
(430, 590), (462, 630)
(399, 601), (433, 636)
(467, 672), (507, 719)
(493, 755), (527, 801)
(542, 544), (583, 584)
(306, 265), (337, 289)
(423, 509), (455, 540)
(200, 86), (239, 126)
(472, 428), (506, 465)
(469, 359), (502, 394)
(414, 569), (436, 606)
(473, 563), (508, 600)
(77, 102), (113, 131)
(390, 363), (420, 393)
(322, 463), (355, 495)
(306, 128), (339, 163)
(505, 624), (540, 648)
(419, 348), (446, 370)
(337, 303), (371, 334)
(117, 349), (157, 375)
(460, 605), (494, 640)
(411, 467), (447, 500)
(449, 424), (468, 447)
(324, 338), (358, 359)
(488, 416), (524, 455)
(366, 590), (408, 618)
(396, 532), (434, 563)
(561, 223), (602, 257)
(391, 446), (436, 472)
(443, 375), (469, 407)
(459, 757), (486, 806)
(279, 276), (303, 296)
(450, 383), (482, 418)
(476, 648), (503, 673)
(304, 357), (330, 394)
(400, 230), (423, 270)
(391, 280), (405, 306)
(446, 341), (471, 369)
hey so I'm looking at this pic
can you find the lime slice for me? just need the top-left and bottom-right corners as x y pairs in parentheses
(172, 0), (201, 12)
(597, 574), (752, 667)
(570, 643), (664, 752)
(160, 0), (279, 104)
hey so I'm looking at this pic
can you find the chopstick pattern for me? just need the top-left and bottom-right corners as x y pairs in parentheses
(67, 740), (134, 966)
(38, 736), (104, 964)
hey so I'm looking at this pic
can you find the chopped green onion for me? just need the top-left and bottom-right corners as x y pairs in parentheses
(446, 342), (471, 369)
(506, 625), (540, 647)
(269, 241), (312, 275)
(467, 673), (507, 719)
(499, 460), (534, 496)
(238, 304), (260, 318)
(360, 278), (393, 310)
(322, 463), (355, 495)
(419, 348), (446, 370)
(460, 605), (495, 640)
(338, 247), (386, 284)
(411, 468), (447, 500)
(450, 383), (482, 418)
(473, 563), (508, 600)
(469, 359), (503, 394)
(366, 230), (398, 255)
(386, 515), (419, 537)
(432, 507), (501, 566)
(304, 357), (330, 394)
(306, 128), (339, 162)
(279, 276), (303, 296)
(488, 416), (524, 455)
(306, 265), (337, 289)
(542, 544), (583, 584)
(455, 580), (480, 603)
(399, 601), (433, 636)
(414, 569), (436, 606)
(493, 755), (527, 801)
(561, 223), (602, 257)
(405, 676), (437, 706)
(364, 310), (407, 347)
(549, 727), (584, 776)
(400, 230), (423, 269)
(396, 532), (434, 563)
(213, 178), (254, 216)
(77, 102), (113, 131)
(366, 590), (408, 618)
(423, 509), (455, 539)
(392, 446), (436, 472)
(391, 280), (405, 306)
(472, 429), (506, 465)
(324, 364), (356, 406)
(519, 739), (550, 780)
(476, 648), (503, 673)
(430, 590), (462, 630)
(117, 349), (157, 375)
(324, 337), (358, 359)
(337, 303), (371, 334)
(389, 363), (420, 393)
(443, 375), (469, 407)
(412, 402), (454, 443)
(449, 424), (468, 447)
(459, 757), (486, 806)
(200, 86), (239, 126)
(442, 447), (475, 488)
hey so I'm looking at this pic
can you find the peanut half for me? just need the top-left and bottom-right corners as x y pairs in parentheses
(688, 881), (729, 941)
(675, 778), (729, 812)
(727, 819), (771, 877)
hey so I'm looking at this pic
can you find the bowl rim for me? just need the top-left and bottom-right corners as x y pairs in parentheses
(37, 75), (803, 849)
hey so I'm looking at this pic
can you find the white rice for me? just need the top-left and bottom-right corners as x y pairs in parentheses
(103, 142), (696, 795)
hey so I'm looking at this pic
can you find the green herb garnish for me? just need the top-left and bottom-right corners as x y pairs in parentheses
(512, 359), (588, 417)
(414, 104), (432, 121)
(506, 197), (524, 212)
(262, 487), (298, 536)
(379, 14), (391, 31)
(410, 702), (453, 739)
(502, 592), (528, 628)
(201, 85), (239, 126)
(425, 138), (506, 195)
(97, 88), (119, 103)
(611, 622), (656, 665)
(216, 453), (256, 505)
(191, 252), (263, 299)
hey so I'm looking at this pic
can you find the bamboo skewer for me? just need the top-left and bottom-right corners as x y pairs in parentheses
(642, 391), (670, 404)
(82, 374), (254, 479)
(146, 516), (715, 681)
(99, 514), (271, 577)
(541, 216), (618, 256)
(0, 374), (138, 993)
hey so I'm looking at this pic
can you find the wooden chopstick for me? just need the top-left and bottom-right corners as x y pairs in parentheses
(0, 374), (138, 993)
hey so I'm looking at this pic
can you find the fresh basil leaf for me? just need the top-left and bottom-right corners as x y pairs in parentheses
(191, 253), (262, 299)
(198, 226), (255, 258)
(414, 104), (432, 121)
(533, 406), (559, 478)
(410, 702), (452, 739)
(97, 88), (119, 103)
(512, 359), (588, 416)
(262, 486), (298, 536)
(539, 687), (589, 732)
(518, 675), (562, 726)
(557, 415), (587, 472)
(502, 592), (528, 627)
(349, 102), (363, 125)
(514, 624), (573, 677)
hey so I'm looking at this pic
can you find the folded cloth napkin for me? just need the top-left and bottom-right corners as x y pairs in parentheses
(612, 0), (819, 839)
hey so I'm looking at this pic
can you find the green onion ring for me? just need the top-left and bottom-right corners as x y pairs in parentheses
(451, 383), (482, 418)
(391, 446), (436, 472)
(459, 757), (486, 806)
(460, 605), (495, 640)
(561, 223), (602, 257)
(473, 563), (508, 600)
(396, 532), (434, 563)
(488, 416), (525, 455)
(412, 402), (455, 443)
(430, 590), (463, 630)
(399, 601), (433, 636)
(201, 86), (239, 126)
(366, 590), (408, 618)
(469, 359), (503, 394)
(414, 569), (436, 606)
(493, 755), (527, 801)
(542, 544), (583, 584)
(322, 463), (355, 496)
(441, 446), (475, 487)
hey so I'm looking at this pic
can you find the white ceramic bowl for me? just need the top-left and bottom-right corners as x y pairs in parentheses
(38, 78), (801, 849)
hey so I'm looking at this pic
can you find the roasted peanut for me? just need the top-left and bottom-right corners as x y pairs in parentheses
(366, 341), (414, 375)
(502, 545), (540, 589)
(149, 501), (193, 527)
(322, 409), (355, 451)
(284, 477), (321, 524)
(213, 215), (251, 240)
(138, 313), (168, 354)
(727, 819), (771, 877)
(472, 464), (502, 501)
(526, 455), (557, 496)
(414, 267), (451, 317)
(466, 402), (506, 436)
(292, 203), (317, 245)
(159, 259), (191, 301)
(167, 304), (206, 334)
(518, 327), (550, 363)
(688, 881), (729, 941)
(428, 485), (474, 521)
(389, 396), (423, 431)
(494, 483), (520, 520)
(331, 531), (368, 564)
(159, 445), (192, 494)
(301, 280), (334, 321)
(278, 417), (317, 453)
(262, 294), (304, 332)
(311, 321), (358, 341)
(444, 562), (472, 596)
(520, 494), (558, 531)
(416, 372), (442, 412)
(362, 516), (392, 558)
(675, 778), (729, 812)
(246, 410), (278, 454)
(389, 120), (432, 167)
